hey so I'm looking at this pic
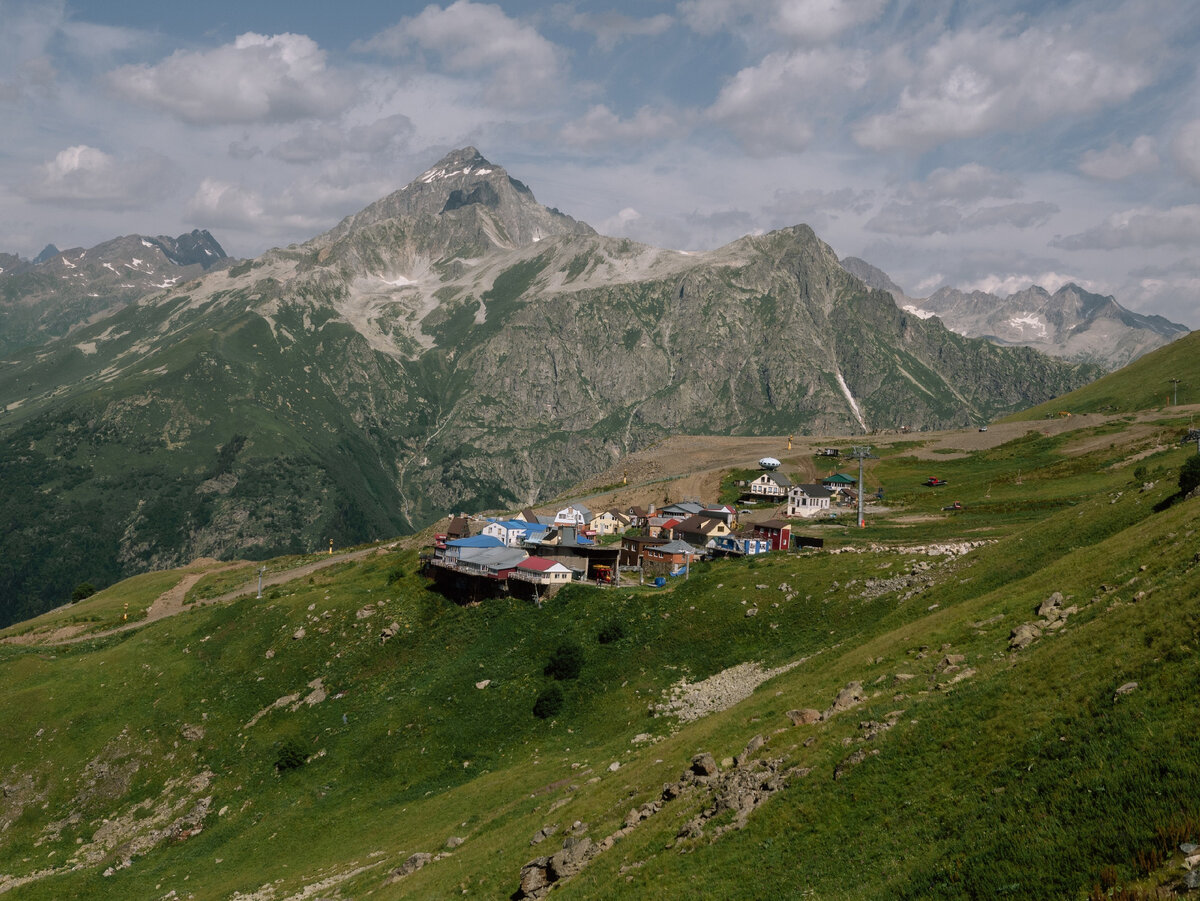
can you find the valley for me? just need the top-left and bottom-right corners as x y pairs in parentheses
(2, 345), (1199, 898)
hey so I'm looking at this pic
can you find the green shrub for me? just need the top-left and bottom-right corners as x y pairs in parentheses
(532, 684), (564, 719)
(71, 582), (97, 602)
(386, 565), (405, 585)
(1180, 455), (1200, 495)
(544, 642), (583, 680)
(274, 740), (307, 772)
(597, 620), (626, 644)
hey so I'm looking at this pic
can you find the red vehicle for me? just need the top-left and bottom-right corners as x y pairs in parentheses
(924, 477), (948, 487)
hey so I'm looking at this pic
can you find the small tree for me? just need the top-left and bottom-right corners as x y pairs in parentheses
(1180, 455), (1200, 496)
(544, 642), (583, 680)
(274, 740), (307, 772)
(533, 684), (564, 719)
(71, 582), (97, 602)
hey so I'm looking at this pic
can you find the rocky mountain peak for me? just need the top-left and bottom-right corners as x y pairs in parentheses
(33, 244), (60, 264)
(320, 147), (594, 250)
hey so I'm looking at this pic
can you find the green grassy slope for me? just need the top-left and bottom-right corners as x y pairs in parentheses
(1016, 329), (1198, 418)
(2, 403), (1199, 899)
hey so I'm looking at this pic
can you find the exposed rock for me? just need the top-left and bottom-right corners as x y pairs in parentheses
(1009, 623), (1042, 650)
(180, 724), (205, 742)
(823, 681), (866, 719)
(691, 753), (719, 778)
(445, 835), (464, 849)
(786, 708), (821, 726)
(745, 607), (758, 617)
(653, 660), (802, 723)
(1037, 591), (1064, 619)
(292, 627), (305, 640)
(380, 622), (401, 644)
(937, 654), (965, 671)
(1114, 681), (1138, 700)
(736, 735), (765, 767)
(355, 605), (376, 619)
(833, 748), (879, 780)
(529, 824), (558, 846)
(475, 679), (491, 690)
(387, 852), (433, 882)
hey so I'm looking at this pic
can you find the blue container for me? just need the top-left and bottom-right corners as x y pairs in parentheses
(654, 577), (666, 587)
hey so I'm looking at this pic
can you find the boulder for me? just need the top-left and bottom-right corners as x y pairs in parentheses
(548, 836), (594, 881)
(445, 835), (464, 849)
(1113, 682), (1138, 700)
(690, 753), (719, 777)
(745, 607), (758, 617)
(736, 734), (765, 767)
(518, 857), (552, 896)
(1036, 591), (1064, 619)
(786, 708), (821, 726)
(1008, 623), (1041, 650)
(825, 681), (866, 717)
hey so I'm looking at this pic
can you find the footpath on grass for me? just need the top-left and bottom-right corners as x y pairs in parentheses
(15, 545), (393, 647)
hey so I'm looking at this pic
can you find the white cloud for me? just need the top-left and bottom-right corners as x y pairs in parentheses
(853, 25), (1150, 151)
(1171, 119), (1200, 184)
(865, 202), (962, 237)
(866, 199), (1057, 236)
(961, 271), (1094, 297)
(910, 164), (1020, 203)
(1053, 205), (1200, 250)
(555, 8), (674, 51)
(772, 0), (888, 42)
(1079, 136), (1159, 180)
(269, 114), (415, 164)
(961, 201), (1058, 230)
(359, 1), (562, 108)
(107, 32), (352, 125)
(708, 47), (866, 153)
(22, 145), (179, 208)
(678, 0), (884, 42)
(560, 105), (684, 149)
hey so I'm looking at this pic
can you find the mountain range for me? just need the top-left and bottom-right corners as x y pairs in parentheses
(0, 148), (1107, 624)
(840, 256), (1188, 369)
(0, 229), (229, 357)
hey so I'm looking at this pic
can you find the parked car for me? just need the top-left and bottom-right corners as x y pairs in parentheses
(924, 477), (948, 487)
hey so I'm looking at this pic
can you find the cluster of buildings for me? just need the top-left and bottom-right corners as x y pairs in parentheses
(424, 469), (857, 603)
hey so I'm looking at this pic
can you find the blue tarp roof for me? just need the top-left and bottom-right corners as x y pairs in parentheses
(446, 535), (505, 548)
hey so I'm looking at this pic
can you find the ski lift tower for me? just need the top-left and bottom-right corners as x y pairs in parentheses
(850, 445), (877, 528)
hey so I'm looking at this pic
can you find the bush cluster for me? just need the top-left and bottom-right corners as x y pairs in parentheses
(543, 642), (583, 680)
(532, 684), (564, 719)
(274, 740), (307, 772)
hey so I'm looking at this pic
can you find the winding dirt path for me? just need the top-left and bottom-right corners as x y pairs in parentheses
(37, 546), (392, 647)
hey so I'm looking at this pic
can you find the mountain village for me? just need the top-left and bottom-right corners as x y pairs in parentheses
(424, 462), (862, 601)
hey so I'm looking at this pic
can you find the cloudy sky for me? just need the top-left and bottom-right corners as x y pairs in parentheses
(3, 0), (1199, 326)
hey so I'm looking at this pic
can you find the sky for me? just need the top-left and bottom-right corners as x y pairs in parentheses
(3, 0), (1200, 327)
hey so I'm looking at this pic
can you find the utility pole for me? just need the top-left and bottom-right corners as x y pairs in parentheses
(850, 446), (877, 528)
(1170, 378), (1182, 406)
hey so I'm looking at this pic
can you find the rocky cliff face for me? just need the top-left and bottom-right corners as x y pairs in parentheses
(0, 149), (1101, 624)
(840, 256), (1188, 370)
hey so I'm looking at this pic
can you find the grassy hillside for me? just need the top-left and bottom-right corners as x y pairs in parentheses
(2, 401), (1200, 898)
(1016, 329), (1198, 418)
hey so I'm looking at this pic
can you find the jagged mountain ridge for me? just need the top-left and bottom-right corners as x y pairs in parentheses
(0, 149), (1101, 624)
(840, 255), (1189, 369)
(0, 229), (229, 356)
